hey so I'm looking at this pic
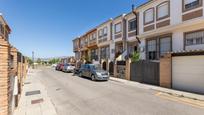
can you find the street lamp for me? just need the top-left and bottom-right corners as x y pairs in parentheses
(32, 51), (35, 69)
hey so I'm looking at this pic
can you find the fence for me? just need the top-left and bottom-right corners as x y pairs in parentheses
(130, 60), (160, 86)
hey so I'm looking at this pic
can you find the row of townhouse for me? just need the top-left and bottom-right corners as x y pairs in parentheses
(0, 14), (28, 115)
(73, 0), (204, 94)
(73, 0), (204, 64)
(60, 56), (76, 64)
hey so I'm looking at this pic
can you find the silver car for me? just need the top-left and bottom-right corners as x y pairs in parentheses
(62, 63), (75, 73)
(79, 64), (109, 81)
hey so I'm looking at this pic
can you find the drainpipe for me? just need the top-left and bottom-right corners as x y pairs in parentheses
(122, 14), (127, 52)
(110, 19), (113, 61)
(132, 5), (141, 44)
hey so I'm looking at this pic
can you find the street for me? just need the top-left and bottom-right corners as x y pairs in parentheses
(35, 68), (204, 115)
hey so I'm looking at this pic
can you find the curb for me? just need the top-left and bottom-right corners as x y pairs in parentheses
(110, 77), (204, 101)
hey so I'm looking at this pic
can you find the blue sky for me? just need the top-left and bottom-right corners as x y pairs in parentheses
(0, 0), (147, 58)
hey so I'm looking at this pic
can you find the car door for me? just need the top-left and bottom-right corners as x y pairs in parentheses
(84, 65), (90, 77)
(81, 65), (86, 76)
(86, 65), (91, 78)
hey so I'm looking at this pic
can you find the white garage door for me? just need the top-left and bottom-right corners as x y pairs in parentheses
(172, 55), (204, 94)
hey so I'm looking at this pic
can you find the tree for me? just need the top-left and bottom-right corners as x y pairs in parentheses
(48, 58), (60, 64)
(131, 51), (140, 62)
(26, 57), (33, 65)
(36, 58), (42, 64)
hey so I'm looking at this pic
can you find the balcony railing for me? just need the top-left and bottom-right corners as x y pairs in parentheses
(88, 40), (97, 47)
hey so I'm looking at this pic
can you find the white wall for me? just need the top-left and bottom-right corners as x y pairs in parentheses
(170, 0), (182, 25)
(139, 11), (144, 35)
(139, 39), (146, 60)
(172, 31), (184, 52)
(110, 41), (115, 61)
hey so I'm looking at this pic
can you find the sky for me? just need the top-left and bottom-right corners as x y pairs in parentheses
(0, 0), (147, 58)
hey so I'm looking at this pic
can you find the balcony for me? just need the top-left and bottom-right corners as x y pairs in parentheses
(88, 39), (97, 48)
(98, 37), (108, 44)
(73, 46), (79, 52)
(84, 42), (88, 47)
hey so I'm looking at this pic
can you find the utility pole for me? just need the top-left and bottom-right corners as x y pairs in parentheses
(32, 51), (35, 69)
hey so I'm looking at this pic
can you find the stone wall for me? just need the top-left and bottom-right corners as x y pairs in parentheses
(125, 59), (131, 80)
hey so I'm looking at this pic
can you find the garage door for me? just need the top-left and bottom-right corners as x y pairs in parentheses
(172, 55), (204, 94)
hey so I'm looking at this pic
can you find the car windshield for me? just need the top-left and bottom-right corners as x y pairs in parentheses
(90, 64), (103, 70)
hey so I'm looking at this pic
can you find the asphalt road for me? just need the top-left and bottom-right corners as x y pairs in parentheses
(36, 68), (204, 115)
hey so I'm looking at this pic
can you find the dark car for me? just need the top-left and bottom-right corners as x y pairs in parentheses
(78, 64), (109, 81)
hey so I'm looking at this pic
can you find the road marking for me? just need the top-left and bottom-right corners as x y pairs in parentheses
(156, 92), (204, 109)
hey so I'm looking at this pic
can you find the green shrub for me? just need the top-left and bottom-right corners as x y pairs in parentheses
(131, 51), (140, 62)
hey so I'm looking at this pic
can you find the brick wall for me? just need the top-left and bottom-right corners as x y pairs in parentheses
(160, 53), (172, 88)
(0, 39), (10, 115)
(125, 59), (131, 80)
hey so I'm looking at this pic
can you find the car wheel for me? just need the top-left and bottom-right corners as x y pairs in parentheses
(79, 72), (82, 77)
(91, 75), (95, 81)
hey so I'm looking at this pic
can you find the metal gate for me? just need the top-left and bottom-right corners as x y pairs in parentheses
(109, 61), (114, 75)
(102, 61), (107, 70)
(130, 60), (160, 86)
(116, 61), (126, 79)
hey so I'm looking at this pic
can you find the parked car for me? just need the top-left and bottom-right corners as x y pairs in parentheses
(52, 64), (57, 68)
(59, 64), (64, 71)
(78, 64), (109, 81)
(55, 64), (61, 70)
(62, 63), (75, 73)
(55, 63), (63, 71)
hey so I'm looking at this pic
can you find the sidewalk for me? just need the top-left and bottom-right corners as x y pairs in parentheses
(14, 69), (57, 115)
(110, 77), (204, 101)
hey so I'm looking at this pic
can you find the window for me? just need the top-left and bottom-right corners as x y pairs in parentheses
(160, 37), (171, 56)
(5, 30), (8, 41)
(85, 38), (88, 45)
(103, 27), (108, 36)
(89, 33), (96, 42)
(115, 23), (122, 33)
(93, 33), (96, 40)
(157, 2), (169, 20)
(185, 30), (204, 46)
(128, 19), (136, 32)
(144, 8), (154, 24)
(147, 40), (157, 60)
(9, 55), (14, 69)
(98, 29), (103, 38)
(100, 46), (109, 59)
(89, 35), (92, 41)
(91, 49), (98, 60)
(106, 46), (110, 58)
(100, 47), (106, 59)
(147, 35), (172, 60)
(0, 23), (4, 36)
(128, 45), (137, 55)
(80, 40), (83, 46)
(184, 0), (201, 10)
